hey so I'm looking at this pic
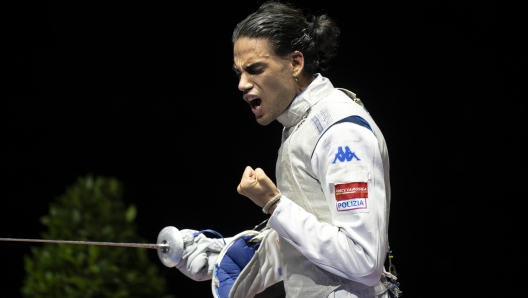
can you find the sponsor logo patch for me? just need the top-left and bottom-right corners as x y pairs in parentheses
(310, 107), (333, 134)
(311, 117), (323, 134)
(335, 182), (368, 211)
(333, 146), (361, 164)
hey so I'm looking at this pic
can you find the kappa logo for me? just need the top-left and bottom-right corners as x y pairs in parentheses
(332, 146), (360, 164)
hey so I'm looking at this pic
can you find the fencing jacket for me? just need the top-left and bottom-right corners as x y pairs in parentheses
(267, 74), (391, 297)
(178, 74), (391, 298)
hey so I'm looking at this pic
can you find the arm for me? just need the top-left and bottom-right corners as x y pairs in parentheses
(269, 122), (388, 286)
(239, 122), (389, 286)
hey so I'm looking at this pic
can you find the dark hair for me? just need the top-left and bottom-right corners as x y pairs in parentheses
(232, 1), (340, 76)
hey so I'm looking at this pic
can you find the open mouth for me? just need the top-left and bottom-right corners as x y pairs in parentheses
(248, 98), (262, 110)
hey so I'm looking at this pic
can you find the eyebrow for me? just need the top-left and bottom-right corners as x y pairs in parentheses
(232, 61), (266, 74)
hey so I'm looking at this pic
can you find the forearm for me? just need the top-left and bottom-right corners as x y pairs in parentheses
(268, 197), (384, 286)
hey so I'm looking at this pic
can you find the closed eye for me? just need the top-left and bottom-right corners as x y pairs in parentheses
(245, 62), (265, 75)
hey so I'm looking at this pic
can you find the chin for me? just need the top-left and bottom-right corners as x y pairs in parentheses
(256, 116), (272, 126)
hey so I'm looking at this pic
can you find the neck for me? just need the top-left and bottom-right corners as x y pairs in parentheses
(296, 75), (315, 94)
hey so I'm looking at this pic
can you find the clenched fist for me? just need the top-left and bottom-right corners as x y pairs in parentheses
(237, 166), (280, 209)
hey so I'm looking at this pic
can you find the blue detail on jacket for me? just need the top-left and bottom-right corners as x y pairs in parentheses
(311, 115), (373, 159)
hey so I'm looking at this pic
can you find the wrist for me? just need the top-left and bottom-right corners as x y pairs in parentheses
(262, 190), (281, 214)
(267, 198), (281, 214)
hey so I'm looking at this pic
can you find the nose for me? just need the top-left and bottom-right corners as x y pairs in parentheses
(238, 73), (252, 92)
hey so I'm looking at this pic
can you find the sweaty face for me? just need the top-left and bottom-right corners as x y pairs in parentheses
(233, 37), (298, 126)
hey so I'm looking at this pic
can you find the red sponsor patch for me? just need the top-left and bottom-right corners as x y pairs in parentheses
(334, 182), (368, 201)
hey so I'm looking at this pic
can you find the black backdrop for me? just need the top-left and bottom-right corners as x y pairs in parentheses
(1, 1), (523, 297)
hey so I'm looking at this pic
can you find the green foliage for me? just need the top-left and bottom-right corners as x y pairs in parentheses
(21, 174), (175, 298)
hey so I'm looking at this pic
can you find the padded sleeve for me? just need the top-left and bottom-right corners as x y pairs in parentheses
(268, 122), (388, 286)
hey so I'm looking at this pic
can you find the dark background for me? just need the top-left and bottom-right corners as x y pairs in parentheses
(1, 1), (523, 297)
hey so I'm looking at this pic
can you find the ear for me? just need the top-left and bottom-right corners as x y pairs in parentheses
(291, 51), (305, 77)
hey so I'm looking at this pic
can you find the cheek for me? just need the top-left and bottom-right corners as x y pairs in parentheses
(260, 76), (289, 96)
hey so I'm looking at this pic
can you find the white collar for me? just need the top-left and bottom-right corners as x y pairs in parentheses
(276, 74), (335, 128)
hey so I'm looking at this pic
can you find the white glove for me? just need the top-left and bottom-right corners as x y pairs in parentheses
(175, 229), (231, 281)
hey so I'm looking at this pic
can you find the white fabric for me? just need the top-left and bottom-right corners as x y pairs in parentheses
(175, 228), (284, 297)
(250, 229), (283, 290)
(331, 290), (388, 298)
(175, 229), (233, 282)
(268, 74), (389, 287)
(175, 75), (391, 298)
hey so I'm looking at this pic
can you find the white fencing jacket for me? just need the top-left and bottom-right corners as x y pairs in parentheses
(176, 74), (391, 298)
(268, 74), (390, 297)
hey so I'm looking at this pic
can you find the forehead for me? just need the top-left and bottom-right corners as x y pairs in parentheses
(233, 37), (276, 67)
